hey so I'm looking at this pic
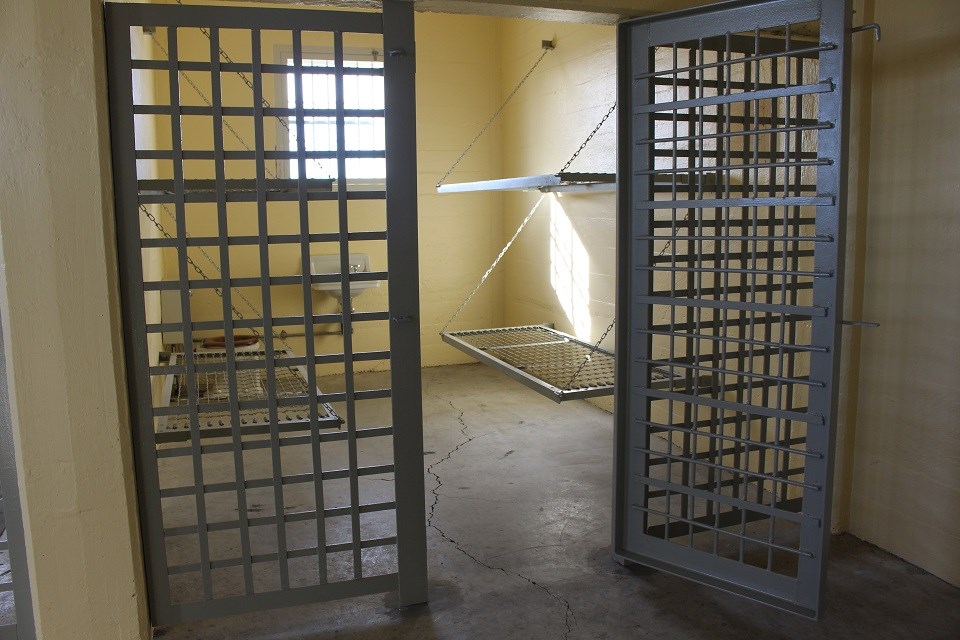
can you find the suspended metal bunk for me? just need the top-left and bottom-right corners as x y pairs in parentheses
(437, 172), (615, 194)
(435, 41), (702, 403)
(155, 348), (341, 444)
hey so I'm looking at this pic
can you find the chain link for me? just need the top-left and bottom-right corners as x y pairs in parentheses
(558, 101), (617, 174)
(436, 45), (553, 188)
(140, 201), (302, 352)
(173, 0), (291, 133)
(563, 317), (616, 389)
(562, 210), (689, 389)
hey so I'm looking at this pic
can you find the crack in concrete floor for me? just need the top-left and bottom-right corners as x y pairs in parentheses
(426, 397), (576, 640)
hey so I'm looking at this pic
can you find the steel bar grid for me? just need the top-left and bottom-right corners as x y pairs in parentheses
(155, 350), (341, 441)
(107, 0), (426, 624)
(616, 0), (849, 619)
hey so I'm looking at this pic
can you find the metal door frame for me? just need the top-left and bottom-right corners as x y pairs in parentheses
(615, 0), (850, 618)
(0, 317), (37, 639)
(106, 1), (426, 625)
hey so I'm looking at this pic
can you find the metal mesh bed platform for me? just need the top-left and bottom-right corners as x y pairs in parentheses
(156, 349), (341, 443)
(441, 325), (679, 403)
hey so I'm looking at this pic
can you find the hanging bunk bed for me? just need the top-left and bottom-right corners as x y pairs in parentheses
(435, 42), (705, 403)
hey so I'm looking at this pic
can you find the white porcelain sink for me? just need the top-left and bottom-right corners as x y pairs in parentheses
(310, 254), (379, 303)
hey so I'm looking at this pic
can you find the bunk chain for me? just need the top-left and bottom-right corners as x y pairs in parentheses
(563, 317), (616, 390)
(172, 0), (292, 133)
(436, 45), (554, 188)
(441, 194), (547, 334)
(139, 203), (298, 352)
(562, 208), (688, 390)
(558, 101), (617, 174)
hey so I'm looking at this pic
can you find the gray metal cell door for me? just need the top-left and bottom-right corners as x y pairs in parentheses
(615, 0), (850, 618)
(105, 1), (426, 625)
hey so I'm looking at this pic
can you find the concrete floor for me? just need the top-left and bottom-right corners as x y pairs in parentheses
(157, 363), (960, 640)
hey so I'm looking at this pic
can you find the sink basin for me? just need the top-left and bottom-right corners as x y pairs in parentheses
(310, 254), (379, 302)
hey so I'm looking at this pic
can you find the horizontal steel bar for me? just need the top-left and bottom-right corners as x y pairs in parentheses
(634, 447), (819, 491)
(637, 295), (826, 318)
(153, 387), (392, 418)
(137, 145), (384, 160)
(145, 312), (390, 336)
(653, 112), (823, 128)
(166, 537), (397, 575)
(134, 105), (384, 118)
(140, 189), (386, 205)
(131, 59), (384, 76)
(636, 122), (833, 147)
(159, 463), (395, 499)
(112, 2), (384, 32)
(634, 43), (835, 80)
(633, 387), (822, 425)
(138, 178), (333, 192)
(635, 503), (815, 558)
(633, 503), (815, 558)
(636, 234), (832, 243)
(636, 475), (812, 525)
(154, 416), (342, 445)
(141, 231), (387, 249)
(155, 425), (393, 459)
(638, 328), (828, 353)
(163, 501), (396, 537)
(636, 358), (825, 388)
(635, 81), (834, 115)
(650, 280), (813, 303)
(636, 159), (830, 176)
(150, 350), (390, 376)
(142, 271), (388, 291)
(636, 266), (832, 278)
(636, 196), (834, 209)
(634, 418), (818, 459)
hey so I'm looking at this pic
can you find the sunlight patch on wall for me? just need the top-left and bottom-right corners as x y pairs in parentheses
(549, 196), (592, 339)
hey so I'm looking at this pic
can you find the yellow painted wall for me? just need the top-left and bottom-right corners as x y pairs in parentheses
(0, 0), (149, 638)
(416, 14), (506, 363)
(498, 20), (618, 411)
(847, 0), (960, 587)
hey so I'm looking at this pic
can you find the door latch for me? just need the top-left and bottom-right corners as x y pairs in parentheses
(850, 23), (881, 42)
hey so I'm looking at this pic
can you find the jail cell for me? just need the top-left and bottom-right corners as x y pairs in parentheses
(106, 2), (425, 625)
(617, 0), (849, 619)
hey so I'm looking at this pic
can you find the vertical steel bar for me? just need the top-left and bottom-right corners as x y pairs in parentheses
(332, 31), (364, 579)
(797, 0), (851, 614)
(383, 0), (429, 605)
(168, 27), (215, 601)
(209, 26), (256, 596)
(291, 29), (330, 586)
(104, 5), (174, 621)
(251, 27), (291, 590)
